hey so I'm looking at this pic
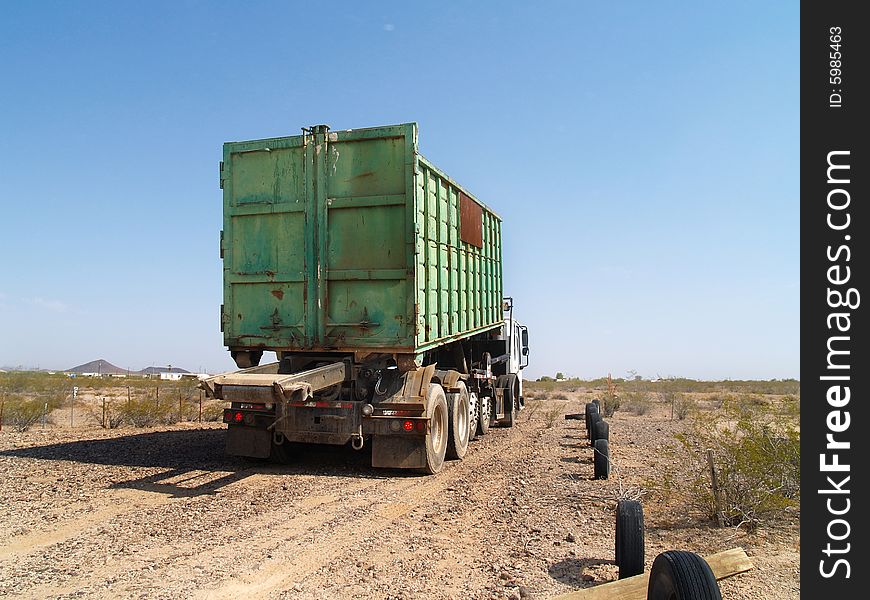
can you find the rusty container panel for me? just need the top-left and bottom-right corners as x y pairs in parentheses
(221, 123), (502, 358)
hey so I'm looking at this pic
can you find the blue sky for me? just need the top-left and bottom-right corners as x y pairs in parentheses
(0, 1), (798, 379)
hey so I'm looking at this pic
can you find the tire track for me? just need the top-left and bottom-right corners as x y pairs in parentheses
(9, 473), (384, 599)
(198, 426), (527, 600)
(0, 488), (171, 563)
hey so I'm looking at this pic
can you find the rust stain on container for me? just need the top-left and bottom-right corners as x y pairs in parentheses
(459, 192), (483, 248)
(271, 290), (284, 300)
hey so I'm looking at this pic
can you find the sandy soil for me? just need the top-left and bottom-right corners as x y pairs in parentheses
(0, 396), (798, 599)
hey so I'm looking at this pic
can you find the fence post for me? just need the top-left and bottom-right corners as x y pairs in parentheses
(707, 449), (725, 527)
(199, 390), (203, 423)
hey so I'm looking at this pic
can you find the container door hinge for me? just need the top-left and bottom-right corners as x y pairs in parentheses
(220, 230), (225, 259)
(220, 304), (225, 332)
(219, 161), (225, 189)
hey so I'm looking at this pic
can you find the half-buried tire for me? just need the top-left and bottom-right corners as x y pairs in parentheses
(616, 499), (644, 579)
(593, 438), (610, 479)
(647, 551), (721, 600)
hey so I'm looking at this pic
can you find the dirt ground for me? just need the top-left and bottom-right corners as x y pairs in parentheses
(0, 395), (799, 599)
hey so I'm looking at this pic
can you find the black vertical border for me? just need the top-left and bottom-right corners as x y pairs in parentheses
(802, 2), (868, 597)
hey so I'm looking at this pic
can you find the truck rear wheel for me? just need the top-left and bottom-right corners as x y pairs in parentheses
(468, 391), (480, 441)
(271, 439), (292, 464)
(446, 382), (470, 460)
(497, 374), (518, 427)
(420, 383), (449, 474)
(477, 395), (492, 436)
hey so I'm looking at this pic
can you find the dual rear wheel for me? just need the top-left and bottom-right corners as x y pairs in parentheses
(425, 379), (496, 474)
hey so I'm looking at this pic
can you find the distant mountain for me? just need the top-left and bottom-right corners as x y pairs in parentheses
(65, 360), (191, 375)
(66, 359), (129, 375)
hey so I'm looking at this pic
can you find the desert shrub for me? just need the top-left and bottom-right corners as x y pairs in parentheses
(706, 394), (726, 410)
(676, 399), (800, 529)
(602, 390), (620, 417)
(1, 398), (44, 431)
(117, 396), (177, 427)
(201, 403), (225, 422)
(523, 400), (540, 422)
(741, 394), (768, 409)
(551, 392), (568, 401)
(673, 395), (695, 420)
(85, 399), (128, 429)
(104, 404), (126, 428)
(544, 403), (566, 428)
(623, 391), (652, 415)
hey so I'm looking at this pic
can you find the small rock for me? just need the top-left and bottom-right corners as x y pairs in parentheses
(582, 574), (595, 582)
(565, 533), (576, 543)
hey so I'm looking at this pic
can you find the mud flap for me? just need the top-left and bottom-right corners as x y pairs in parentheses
(226, 426), (271, 459)
(371, 435), (427, 469)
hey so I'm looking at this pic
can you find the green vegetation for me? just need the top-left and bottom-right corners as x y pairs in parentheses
(0, 372), (70, 431)
(676, 395), (800, 529)
(601, 388), (620, 417)
(543, 403), (566, 428)
(528, 376), (799, 396)
(622, 390), (652, 415)
(1, 370), (206, 430)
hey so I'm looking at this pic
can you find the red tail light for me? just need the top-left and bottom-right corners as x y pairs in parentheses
(402, 420), (414, 431)
(416, 421), (426, 432)
(234, 411), (244, 422)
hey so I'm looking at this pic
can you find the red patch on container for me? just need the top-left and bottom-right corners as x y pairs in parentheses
(271, 290), (284, 300)
(459, 193), (483, 248)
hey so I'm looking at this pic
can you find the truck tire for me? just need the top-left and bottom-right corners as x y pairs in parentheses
(585, 402), (599, 437)
(420, 383), (449, 474)
(647, 551), (721, 600)
(616, 500), (645, 579)
(477, 395), (492, 436)
(593, 419), (609, 444)
(496, 374), (518, 427)
(468, 391), (480, 441)
(593, 438), (610, 479)
(271, 439), (292, 464)
(446, 381), (470, 460)
(588, 411), (602, 445)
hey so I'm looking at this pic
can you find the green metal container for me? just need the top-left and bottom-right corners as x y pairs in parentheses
(220, 123), (503, 361)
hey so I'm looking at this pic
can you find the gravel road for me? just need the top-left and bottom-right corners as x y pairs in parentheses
(0, 397), (798, 599)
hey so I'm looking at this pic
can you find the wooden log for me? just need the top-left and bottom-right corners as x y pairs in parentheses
(551, 547), (753, 600)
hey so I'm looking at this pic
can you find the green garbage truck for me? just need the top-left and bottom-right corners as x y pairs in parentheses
(202, 123), (529, 473)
